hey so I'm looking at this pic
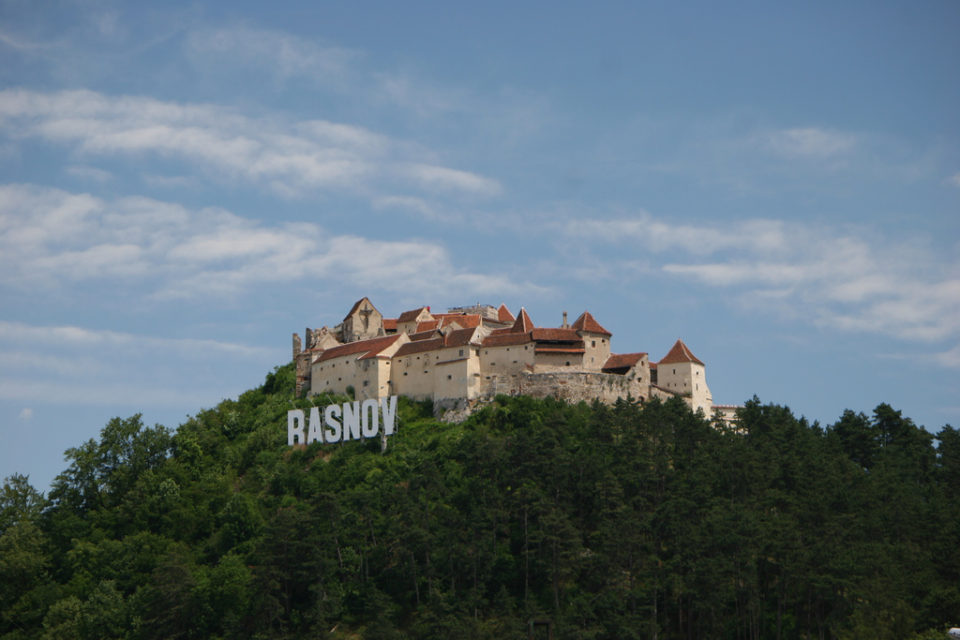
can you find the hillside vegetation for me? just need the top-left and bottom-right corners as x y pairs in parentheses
(1, 362), (958, 639)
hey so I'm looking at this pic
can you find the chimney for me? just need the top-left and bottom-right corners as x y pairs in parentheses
(562, 311), (568, 328)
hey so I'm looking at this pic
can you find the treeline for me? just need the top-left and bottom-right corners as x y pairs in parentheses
(1, 363), (958, 639)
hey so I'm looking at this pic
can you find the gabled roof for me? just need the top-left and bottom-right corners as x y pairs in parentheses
(318, 334), (402, 363)
(438, 314), (481, 329)
(571, 311), (612, 336)
(415, 320), (440, 333)
(497, 303), (515, 323)
(343, 296), (377, 322)
(398, 307), (430, 323)
(382, 318), (398, 331)
(658, 339), (704, 366)
(510, 308), (534, 333)
(602, 353), (647, 373)
(443, 327), (480, 348)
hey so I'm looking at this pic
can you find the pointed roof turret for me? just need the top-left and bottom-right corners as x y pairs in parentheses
(510, 308), (534, 333)
(659, 339), (704, 366)
(571, 311), (612, 336)
(497, 303), (515, 323)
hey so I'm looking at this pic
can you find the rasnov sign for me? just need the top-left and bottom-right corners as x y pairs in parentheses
(287, 396), (398, 445)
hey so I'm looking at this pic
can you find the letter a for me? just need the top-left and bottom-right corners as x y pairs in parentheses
(308, 406), (324, 444)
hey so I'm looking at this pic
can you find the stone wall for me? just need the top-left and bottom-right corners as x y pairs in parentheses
(434, 370), (648, 421)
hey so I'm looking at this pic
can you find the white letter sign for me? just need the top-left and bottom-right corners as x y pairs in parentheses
(288, 396), (398, 446)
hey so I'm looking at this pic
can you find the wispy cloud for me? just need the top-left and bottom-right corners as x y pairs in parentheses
(0, 184), (538, 301)
(569, 213), (960, 354)
(185, 25), (359, 84)
(0, 321), (274, 359)
(765, 127), (857, 158)
(0, 88), (501, 202)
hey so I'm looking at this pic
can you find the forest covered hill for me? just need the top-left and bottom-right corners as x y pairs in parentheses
(1, 362), (958, 639)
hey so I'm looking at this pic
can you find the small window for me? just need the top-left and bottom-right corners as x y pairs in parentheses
(565, 361), (571, 366)
(403, 372), (408, 376)
(459, 349), (464, 357)
(447, 375), (452, 380)
(363, 380), (369, 387)
(592, 340), (596, 347)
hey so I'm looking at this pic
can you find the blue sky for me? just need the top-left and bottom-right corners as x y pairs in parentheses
(1, 1), (958, 491)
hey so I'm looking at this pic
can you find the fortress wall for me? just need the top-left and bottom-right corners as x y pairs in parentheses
(485, 371), (647, 405)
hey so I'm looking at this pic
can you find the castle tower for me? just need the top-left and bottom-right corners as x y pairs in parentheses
(657, 339), (712, 414)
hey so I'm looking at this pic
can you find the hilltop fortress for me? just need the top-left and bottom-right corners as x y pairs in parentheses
(293, 298), (731, 420)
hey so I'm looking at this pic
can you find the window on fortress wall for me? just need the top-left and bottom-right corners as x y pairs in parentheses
(566, 361), (571, 366)
(363, 380), (369, 387)
(592, 340), (596, 347)
(447, 375), (452, 380)
(403, 372), (407, 376)
(459, 349), (464, 357)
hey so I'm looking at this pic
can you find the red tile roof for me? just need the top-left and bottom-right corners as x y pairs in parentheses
(317, 334), (402, 363)
(531, 328), (583, 343)
(602, 353), (646, 373)
(443, 327), (479, 347)
(415, 320), (440, 332)
(383, 318), (397, 330)
(398, 307), (430, 323)
(658, 339), (704, 366)
(571, 311), (612, 336)
(395, 337), (444, 357)
(408, 329), (441, 342)
(438, 314), (481, 329)
(482, 332), (532, 347)
(498, 303), (515, 323)
(510, 308), (534, 333)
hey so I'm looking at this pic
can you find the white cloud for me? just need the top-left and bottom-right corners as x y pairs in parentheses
(0, 184), (537, 301)
(186, 26), (358, 84)
(0, 321), (274, 359)
(766, 127), (857, 158)
(947, 172), (960, 187)
(934, 344), (960, 369)
(574, 214), (788, 256)
(18, 407), (33, 421)
(572, 212), (960, 348)
(0, 88), (501, 201)
(400, 163), (502, 197)
(66, 164), (113, 182)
